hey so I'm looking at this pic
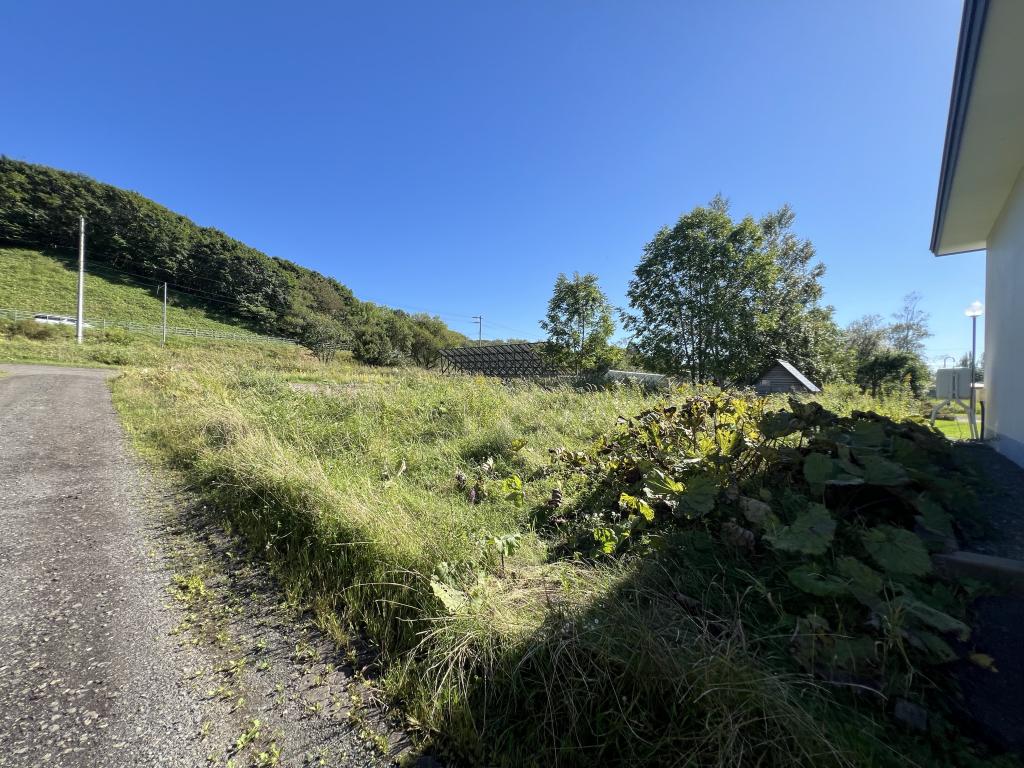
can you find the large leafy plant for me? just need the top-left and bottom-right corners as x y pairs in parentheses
(547, 393), (979, 696)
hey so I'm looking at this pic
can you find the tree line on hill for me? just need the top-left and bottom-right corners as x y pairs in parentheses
(0, 157), (467, 365)
(539, 197), (936, 395)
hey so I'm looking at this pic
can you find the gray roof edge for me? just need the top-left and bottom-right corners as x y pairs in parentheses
(775, 359), (820, 393)
(931, 0), (991, 256)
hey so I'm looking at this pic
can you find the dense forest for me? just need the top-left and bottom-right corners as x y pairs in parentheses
(0, 157), (467, 364)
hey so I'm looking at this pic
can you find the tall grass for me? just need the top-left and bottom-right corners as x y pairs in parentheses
(105, 350), (930, 766)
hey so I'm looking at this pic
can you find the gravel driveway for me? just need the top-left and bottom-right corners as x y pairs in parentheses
(0, 364), (214, 766)
(0, 364), (403, 767)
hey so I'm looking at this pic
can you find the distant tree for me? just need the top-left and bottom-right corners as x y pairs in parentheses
(888, 292), (931, 356)
(624, 197), (840, 384)
(845, 314), (889, 364)
(957, 351), (984, 382)
(855, 350), (930, 398)
(408, 313), (467, 367)
(299, 317), (348, 364)
(540, 272), (616, 373)
(352, 308), (413, 366)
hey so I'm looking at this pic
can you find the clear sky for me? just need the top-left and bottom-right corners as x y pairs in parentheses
(2, 0), (985, 363)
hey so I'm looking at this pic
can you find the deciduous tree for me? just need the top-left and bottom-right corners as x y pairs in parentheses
(540, 272), (616, 373)
(624, 197), (842, 385)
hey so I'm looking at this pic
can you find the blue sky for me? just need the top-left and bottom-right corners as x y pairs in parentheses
(2, 1), (984, 363)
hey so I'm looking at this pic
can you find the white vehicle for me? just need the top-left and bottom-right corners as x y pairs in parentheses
(33, 313), (91, 328)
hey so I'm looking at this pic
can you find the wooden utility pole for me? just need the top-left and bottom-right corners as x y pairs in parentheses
(162, 282), (168, 345)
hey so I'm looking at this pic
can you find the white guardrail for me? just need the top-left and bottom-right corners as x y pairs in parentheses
(0, 307), (298, 345)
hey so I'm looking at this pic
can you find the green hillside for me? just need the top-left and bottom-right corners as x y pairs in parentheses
(0, 157), (468, 365)
(0, 247), (264, 335)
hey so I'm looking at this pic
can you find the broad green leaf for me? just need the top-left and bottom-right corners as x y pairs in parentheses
(862, 526), (932, 576)
(644, 469), (683, 496)
(860, 455), (909, 486)
(619, 492), (655, 522)
(850, 420), (886, 448)
(760, 410), (798, 439)
(914, 496), (955, 539)
(836, 444), (864, 476)
(767, 503), (836, 555)
(897, 595), (970, 640)
(836, 556), (883, 595)
(788, 565), (848, 596)
(826, 473), (865, 486)
(831, 637), (879, 670)
(907, 630), (957, 663)
(679, 473), (717, 517)
(803, 452), (833, 485)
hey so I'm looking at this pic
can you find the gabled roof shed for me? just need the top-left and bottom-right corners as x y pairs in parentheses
(753, 360), (820, 395)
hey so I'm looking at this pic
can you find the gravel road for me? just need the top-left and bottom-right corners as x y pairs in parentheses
(0, 364), (214, 766)
(0, 364), (403, 767)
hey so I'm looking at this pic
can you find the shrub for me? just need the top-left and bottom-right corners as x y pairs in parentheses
(10, 318), (60, 340)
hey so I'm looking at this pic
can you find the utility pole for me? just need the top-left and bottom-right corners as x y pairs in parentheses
(76, 216), (85, 345)
(472, 315), (483, 342)
(162, 282), (168, 346)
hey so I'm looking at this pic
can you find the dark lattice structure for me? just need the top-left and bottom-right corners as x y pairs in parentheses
(438, 343), (562, 378)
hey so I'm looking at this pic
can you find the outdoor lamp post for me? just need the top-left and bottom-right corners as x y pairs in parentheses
(964, 301), (984, 439)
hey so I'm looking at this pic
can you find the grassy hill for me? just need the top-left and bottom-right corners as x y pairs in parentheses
(0, 157), (468, 365)
(0, 247), (265, 336)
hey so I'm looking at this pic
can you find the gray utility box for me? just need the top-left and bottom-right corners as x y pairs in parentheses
(935, 367), (972, 400)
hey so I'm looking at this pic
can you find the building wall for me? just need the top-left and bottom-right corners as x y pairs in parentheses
(985, 167), (1024, 465)
(755, 364), (804, 394)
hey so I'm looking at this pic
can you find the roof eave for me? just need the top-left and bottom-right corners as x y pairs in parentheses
(931, 0), (991, 256)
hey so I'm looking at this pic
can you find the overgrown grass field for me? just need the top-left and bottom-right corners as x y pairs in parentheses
(107, 354), (976, 766)
(0, 324), (1006, 766)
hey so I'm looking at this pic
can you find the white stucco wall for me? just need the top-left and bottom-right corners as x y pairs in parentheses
(984, 167), (1024, 465)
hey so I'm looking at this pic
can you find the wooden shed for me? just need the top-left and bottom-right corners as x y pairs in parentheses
(754, 360), (820, 395)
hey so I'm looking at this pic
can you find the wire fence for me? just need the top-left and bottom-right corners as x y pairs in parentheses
(0, 307), (299, 345)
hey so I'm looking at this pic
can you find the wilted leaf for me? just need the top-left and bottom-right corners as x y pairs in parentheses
(862, 526), (932, 576)
(767, 503), (836, 555)
(788, 565), (848, 596)
(739, 496), (772, 525)
(430, 580), (467, 614)
(969, 652), (998, 672)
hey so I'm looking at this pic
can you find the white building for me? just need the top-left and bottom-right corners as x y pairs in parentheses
(932, 0), (1024, 466)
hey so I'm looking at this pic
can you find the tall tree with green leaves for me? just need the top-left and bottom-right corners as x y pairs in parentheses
(624, 197), (841, 384)
(540, 272), (616, 373)
(888, 292), (931, 356)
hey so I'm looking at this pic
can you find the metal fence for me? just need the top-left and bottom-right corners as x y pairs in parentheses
(0, 307), (298, 345)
